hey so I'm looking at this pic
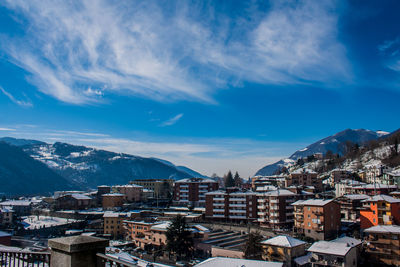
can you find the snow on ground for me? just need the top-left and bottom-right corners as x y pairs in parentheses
(21, 216), (79, 230)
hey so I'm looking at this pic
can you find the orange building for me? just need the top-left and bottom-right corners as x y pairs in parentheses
(360, 195), (400, 229)
(293, 199), (340, 240)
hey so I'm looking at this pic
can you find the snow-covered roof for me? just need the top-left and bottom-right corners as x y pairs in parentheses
(364, 225), (400, 234)
(103, 211), (127, 218)
(229, 190), (256, 196)
(259, 189), (295, 197)
(361, 194), (400, 203)
(294, 253), (312, 266)
(292, 199), (334, 207)
(102, 193), (125, 197)
(175, 178), (216, 183)
(331, 236), (362, 247)
(291, 168), (317, 175)
(353, 184), (397, 189)
(0, 200), (32, 206)
(261, 235), (306, 248)
(205, 190), (226, 196)
(308, 241), (354, 256)
(114, 184), (143, 188)
(106, 251), (170, 267)
(0, 231), (11, 237)
(194, 257), (283, 267)
(342, 194), (369, 200)
(192, 224), (210, 233)
(256, 185), (278, 192)
(150, 222), (171, 231)
(71, 194), (92, 200)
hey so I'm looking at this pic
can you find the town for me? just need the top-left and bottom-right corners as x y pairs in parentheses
(0, 156), (399, 266)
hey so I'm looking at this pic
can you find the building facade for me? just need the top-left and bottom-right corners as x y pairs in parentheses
(286, 169), (323, 192)
(293, 199), (341, 240)
(174, 178), (219, 207)
(359, 195), (400, 229)
(257, 189), (297, 230)
(205, 190), (257, 222)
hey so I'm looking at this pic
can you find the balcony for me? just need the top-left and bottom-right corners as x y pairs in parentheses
(229, 203), (246, 208)
(0, 248), (50, 266)
(229, 215), (247, 219)
(229, 198), (246, 201)
(213, 208), (225, 212)
(180, 189), (188, 193)
(270, 205), (279, 210)
(257, 199), (264, 203)
(270, 199), (279, 204)
(257, 205), (266, 209)
(213, 203), (225, 206)
(229, 209), (246, 213)
(313, 210), (323, 215)
(214, 197), (225, 201)
(257, 212), (265, 216)
(213, 214), (225, 218)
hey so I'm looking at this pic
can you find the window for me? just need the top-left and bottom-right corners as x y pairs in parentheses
(308, 207), (310, 211)
(308, 222), (311, 227)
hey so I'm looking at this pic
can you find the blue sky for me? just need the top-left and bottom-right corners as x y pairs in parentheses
(0, 0), (399, 177)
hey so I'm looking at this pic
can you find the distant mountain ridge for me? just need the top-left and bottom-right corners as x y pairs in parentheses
(255, 129), (389, 176)
(0, 137), (207, 193)
(0, 141), (73, 196)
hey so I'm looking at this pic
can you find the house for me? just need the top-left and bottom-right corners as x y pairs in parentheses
(132, 179), (174, 199)
(102, 193), (125, 210)
(359, 194), (400, 229)
(257, 189), (297, 230)
(54, 193), (93, 210)
(364, 225), (400, 266)
(0, 200), (32, 215)
(174, 178), (219, 207)
(293, 199), (340, 240)
(261, 235), (307, 267)
(307, 237), (360, 267)
(113, 184), (143, 202)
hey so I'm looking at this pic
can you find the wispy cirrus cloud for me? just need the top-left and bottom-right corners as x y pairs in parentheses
(378, 36), (400, 72)
(160, 113), (184, 127)
(0, 127), (16, 131)
(0, 0), (351, 105)
(0, 86), (33, 107)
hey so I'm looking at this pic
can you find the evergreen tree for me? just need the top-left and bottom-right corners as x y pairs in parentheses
(224, 170), (235, 188)
(234, 171), (242, 187)
(166, 215), (193, 260)
(244, 232), (263, 260)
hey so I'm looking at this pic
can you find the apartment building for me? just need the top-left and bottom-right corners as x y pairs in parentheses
(102, 193), (125, 210)
(174, 178), (219, 207)
(261, 235), (307, 267)
(124, 220), (209, 249)
(0, 208), (13, 227)
(132, 179), (174, 199)
(251, 175), (286, 191)
(336, 194), (369, 222)
(205, 190), (257, 222)
(364, 225), (400, 266)
(257, 189), (297, 230)
(0, 200), (32, 216)
(334, 180), (365, 197)
(352, 183), (397, 196)
(307, 237), (361, 267)
(359, 194), (400, 229)
(293, 199), (340, 240)
(103, 211), (134, 239)
(286, 169), (323, 192)
(331, 169), (352, 184)
(113, 184), (143, 202)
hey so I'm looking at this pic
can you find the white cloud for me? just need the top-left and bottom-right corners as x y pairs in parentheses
(0, 86), (33, 107)
(160, 113), (184, 127)
(0, 0), (351, 104)
(0, 127), (16, 131)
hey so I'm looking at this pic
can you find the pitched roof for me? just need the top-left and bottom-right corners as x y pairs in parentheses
(261, 235), (306, 248)
(194, 257), (283, 267)
(308, 241), (354, 256)
(292, 199), (334, 207)
(361, 194), (400, 203)
(71, 194), (92, 200)
(331, 236), (362, 247)
(364, 225), (400, 234)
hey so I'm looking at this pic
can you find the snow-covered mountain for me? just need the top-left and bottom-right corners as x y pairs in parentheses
(255, 129), (389, 176)
(0, 138), (206, 190)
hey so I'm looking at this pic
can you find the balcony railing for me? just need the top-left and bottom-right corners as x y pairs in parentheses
(0, 247), (50, 267)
